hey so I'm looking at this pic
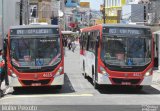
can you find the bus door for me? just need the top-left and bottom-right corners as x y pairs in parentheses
(95, 31), (100, 81)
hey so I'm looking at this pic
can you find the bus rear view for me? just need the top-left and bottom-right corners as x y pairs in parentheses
(7, 25), (64, 89)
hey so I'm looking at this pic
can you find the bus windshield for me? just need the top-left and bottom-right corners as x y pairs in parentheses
(101, 35), (152, 66)
(10, 36), (61, 67)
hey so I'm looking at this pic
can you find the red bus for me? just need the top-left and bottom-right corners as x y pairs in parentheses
(5, 25), (64, 89)
(80, 24), (154, 90)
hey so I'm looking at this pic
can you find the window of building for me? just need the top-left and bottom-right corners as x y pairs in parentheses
(117, 0), (120, 6)
(114, 0), (116, 6)
(72, 0), (76, 3)
(108, 0), (109, 7)
(109, 0), (111, 7)
(111, 0), (112, 6)
(113, 0), (114, 6)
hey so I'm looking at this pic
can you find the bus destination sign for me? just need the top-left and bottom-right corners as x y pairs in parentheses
(10, 28), (59, 35)
(103, 27), (150, 35)
(109, 28), (143, 35)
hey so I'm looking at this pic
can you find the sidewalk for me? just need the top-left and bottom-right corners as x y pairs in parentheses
(152, 70), (160, 85)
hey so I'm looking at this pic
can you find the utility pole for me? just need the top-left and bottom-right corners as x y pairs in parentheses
(20, 0), (23, 25)
(103, 0), (106, 24)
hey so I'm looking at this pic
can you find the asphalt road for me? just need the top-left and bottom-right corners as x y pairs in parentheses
(0, 46), (160, 111)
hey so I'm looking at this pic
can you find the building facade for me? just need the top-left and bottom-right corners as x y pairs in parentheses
(29, 0), (52, 23)
(29, 0), (65, 28)
(64, 0), (80, 31)
(0, 0), (21, 48)
(105, 0), (126, 23)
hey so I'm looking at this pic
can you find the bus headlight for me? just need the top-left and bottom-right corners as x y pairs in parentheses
(11, 73), (18, 78)
(54, 67), (63, 77)
(100, 66), (108, 76)
(9, 69), (18, 78)
(145, 68), (152, 76)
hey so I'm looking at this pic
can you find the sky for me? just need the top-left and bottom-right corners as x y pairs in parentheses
(80, 0), (103, 10)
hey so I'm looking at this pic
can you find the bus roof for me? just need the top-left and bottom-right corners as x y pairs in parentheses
(102, 24), (151, 29)
(10, 25), (59, 29)
(81, 24), (151, 30)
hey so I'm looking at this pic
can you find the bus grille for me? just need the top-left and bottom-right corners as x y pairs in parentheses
(112, 78), (141, 85)
(21, 79), (50, 86)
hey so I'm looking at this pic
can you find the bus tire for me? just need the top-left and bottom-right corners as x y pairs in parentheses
(83, 61), (85, 72)
(0, 90), (3, 97)
(92, 68), (99, 89)
(92, 74), (99, 89)
(84, 73), (87, 79)
(83, 61), (87, 79)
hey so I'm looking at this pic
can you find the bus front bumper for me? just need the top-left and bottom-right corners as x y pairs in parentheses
(9, 74), (64, 87)
(97, 73), (153, 85)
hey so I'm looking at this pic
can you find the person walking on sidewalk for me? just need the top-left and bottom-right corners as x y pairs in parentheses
(0, 49), (5, 97)
(67, 38), (72, 50)
(71, 40), (76, 52)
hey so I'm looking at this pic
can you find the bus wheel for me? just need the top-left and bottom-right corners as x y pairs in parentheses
(83, 61), (87, 78)
(84, 73), (87, 79)
(83, 61), (85, 71)
(0, 90), (3, 97)
(92, 74), (99, 89)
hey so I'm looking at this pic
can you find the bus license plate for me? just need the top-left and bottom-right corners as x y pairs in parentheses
(121, 82), (131, 85)
(31, 83), (41, 86)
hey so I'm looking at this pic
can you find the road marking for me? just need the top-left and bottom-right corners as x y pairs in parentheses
(0, 93), (93, 100)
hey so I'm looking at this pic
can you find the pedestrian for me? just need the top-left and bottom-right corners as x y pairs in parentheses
(0, 49), (5, 97)
(71, 40), (77, 52)
(63, 37), (67, 56)
(64, 37), (67, 47)
(62, 36), (67, 47)
(67, 38), (72, 50)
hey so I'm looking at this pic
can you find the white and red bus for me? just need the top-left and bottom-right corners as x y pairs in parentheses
(5, 25), (64, 89)
(80, 24), (154, 89)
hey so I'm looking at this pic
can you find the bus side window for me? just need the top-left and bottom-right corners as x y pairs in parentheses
(83, 32), (88, 50)
(80, 33), (83, 50)
(88, 31), (96, 53)
(96, 31), (100, 48)
(86, 32), (90, 50)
